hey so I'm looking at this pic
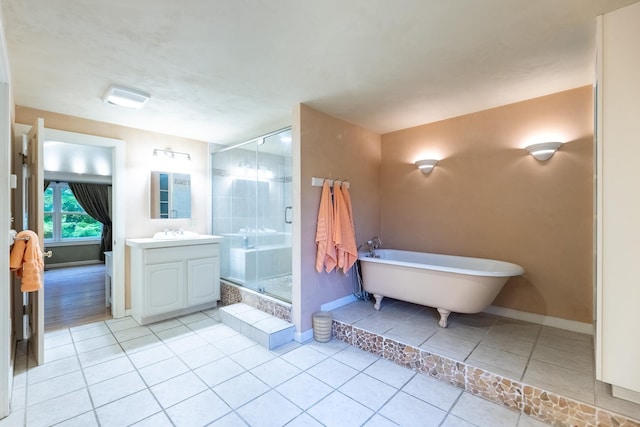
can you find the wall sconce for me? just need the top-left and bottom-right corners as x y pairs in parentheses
(153, 148), (191, 161)
(525, 142), (562, 161)
(102, 85), (150, 109)
(415, 159), (438, 174)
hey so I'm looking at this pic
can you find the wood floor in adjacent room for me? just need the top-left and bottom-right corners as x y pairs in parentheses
(44, 263), (112, 331)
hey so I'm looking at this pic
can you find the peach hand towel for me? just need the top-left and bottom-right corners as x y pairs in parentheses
(339, 182), (358, 272)
(332, 183), (345, 268)
(333, 182), (358, 272)
(10, 230), (44, 292)
(315, 181), (337, 272)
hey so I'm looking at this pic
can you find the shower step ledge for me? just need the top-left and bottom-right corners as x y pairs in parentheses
(219, 303), (294, 350)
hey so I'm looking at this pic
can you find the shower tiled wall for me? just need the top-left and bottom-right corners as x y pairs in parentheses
(211, 141), (292, 285)
(211, 146), (290, 237)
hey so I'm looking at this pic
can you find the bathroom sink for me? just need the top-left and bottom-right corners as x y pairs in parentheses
(152, 230), (200, 240)
(127, 234), (223, 249)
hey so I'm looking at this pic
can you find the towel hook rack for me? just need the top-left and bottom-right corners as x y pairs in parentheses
(311, 176), (351, 189)
(9, 231), (30, 246)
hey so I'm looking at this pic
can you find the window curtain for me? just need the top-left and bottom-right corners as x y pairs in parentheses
(67, 182), (112, 260)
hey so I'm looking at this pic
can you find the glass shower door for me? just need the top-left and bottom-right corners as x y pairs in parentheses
(254, 129), (292, 301)
(211, 128), (292, 303)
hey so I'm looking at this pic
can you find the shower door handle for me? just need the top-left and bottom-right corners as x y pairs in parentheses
(285, 206), (293, 224)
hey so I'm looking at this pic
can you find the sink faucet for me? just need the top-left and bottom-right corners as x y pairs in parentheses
(163, 228), (183, 236)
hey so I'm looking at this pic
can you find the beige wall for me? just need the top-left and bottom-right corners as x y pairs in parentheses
(14, 87), (593, 328)
(297, 104), (381, 331)
(15, 106), (210, 308)
(380, 86), (594, 323)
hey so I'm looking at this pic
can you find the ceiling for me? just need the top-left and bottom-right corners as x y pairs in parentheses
(2, 0), (637, 145)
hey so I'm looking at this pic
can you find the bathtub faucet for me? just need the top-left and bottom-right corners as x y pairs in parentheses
(369, 236), (382, 249)
(364, 236), (382, 258)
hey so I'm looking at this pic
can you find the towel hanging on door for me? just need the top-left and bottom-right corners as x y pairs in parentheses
(10, 230), (44, 292)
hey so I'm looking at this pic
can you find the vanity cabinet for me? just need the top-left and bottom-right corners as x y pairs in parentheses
(144, 261), (185, 316)
(187, 257), (220, 306)
(127, 236), (222, 325)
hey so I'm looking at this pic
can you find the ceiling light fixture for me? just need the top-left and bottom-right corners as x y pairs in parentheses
(525, 142), (563, 161)
(415, 159), (439, 174)
(102, 84), (150, 109)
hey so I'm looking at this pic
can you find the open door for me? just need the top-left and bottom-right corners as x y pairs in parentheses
(24, 117), (45, 365)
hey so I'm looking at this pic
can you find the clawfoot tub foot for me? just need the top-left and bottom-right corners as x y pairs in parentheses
(437, 308), (451, 328)
(373, 294), (383, 310)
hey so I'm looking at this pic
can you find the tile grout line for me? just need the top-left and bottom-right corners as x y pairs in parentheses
(520, 322), (544, 384)
(115, 320), (177, 427)
(70, 321), (103, 427)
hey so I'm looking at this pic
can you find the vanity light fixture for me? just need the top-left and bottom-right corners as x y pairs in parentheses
(153, 148), (191, 161)
(102, 84), (150, 109)
(525, 142), (563, 161)
(415, 159), (439, 174)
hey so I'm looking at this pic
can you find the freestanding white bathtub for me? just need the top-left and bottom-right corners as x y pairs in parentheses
(358, 249), (524, 327)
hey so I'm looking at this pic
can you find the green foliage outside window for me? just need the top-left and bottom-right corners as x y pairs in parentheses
(43, 189), (53, 212)
(61, 213), (102, 238)
(44, 183), (102, 241)
(43, 214), (53, 239)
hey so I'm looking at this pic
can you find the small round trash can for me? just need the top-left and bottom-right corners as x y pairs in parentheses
(312, 311), (333, 343)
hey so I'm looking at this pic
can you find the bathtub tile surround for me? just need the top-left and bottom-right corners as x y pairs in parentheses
(331, 299), (640, 427)
(5, 311), (563, 427)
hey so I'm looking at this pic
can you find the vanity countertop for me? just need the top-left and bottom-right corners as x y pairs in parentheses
(126, 234), (223, 249)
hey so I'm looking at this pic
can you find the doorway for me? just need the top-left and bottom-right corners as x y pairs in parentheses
(13, 124), (126, 350)
(41, 127), (126, 321)
(41, 140), (115, 331)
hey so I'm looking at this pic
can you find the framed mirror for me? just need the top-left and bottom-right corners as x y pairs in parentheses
(150, 171), (191, 219)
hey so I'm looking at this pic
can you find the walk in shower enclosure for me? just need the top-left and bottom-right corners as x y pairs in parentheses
(210, 128), (292, 303)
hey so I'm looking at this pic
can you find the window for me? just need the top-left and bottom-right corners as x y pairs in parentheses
(44, 182), (102, 242)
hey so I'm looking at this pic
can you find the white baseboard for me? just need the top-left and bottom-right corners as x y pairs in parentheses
(484, 305), (593, 335)
(45, 260), (102, 269)
(295, 328), (314, 343)
(321, 294), (358, 312)
(612, 385), (640, 405)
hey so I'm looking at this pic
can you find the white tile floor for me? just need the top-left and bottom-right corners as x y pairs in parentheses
(3, 307), (553, 427)
(331, 298), (640, 423)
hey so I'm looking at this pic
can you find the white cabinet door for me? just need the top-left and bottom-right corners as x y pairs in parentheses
(187, 257), (220, 306)
(596, 2), (640, 400)
(144, 262), (185, 316)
